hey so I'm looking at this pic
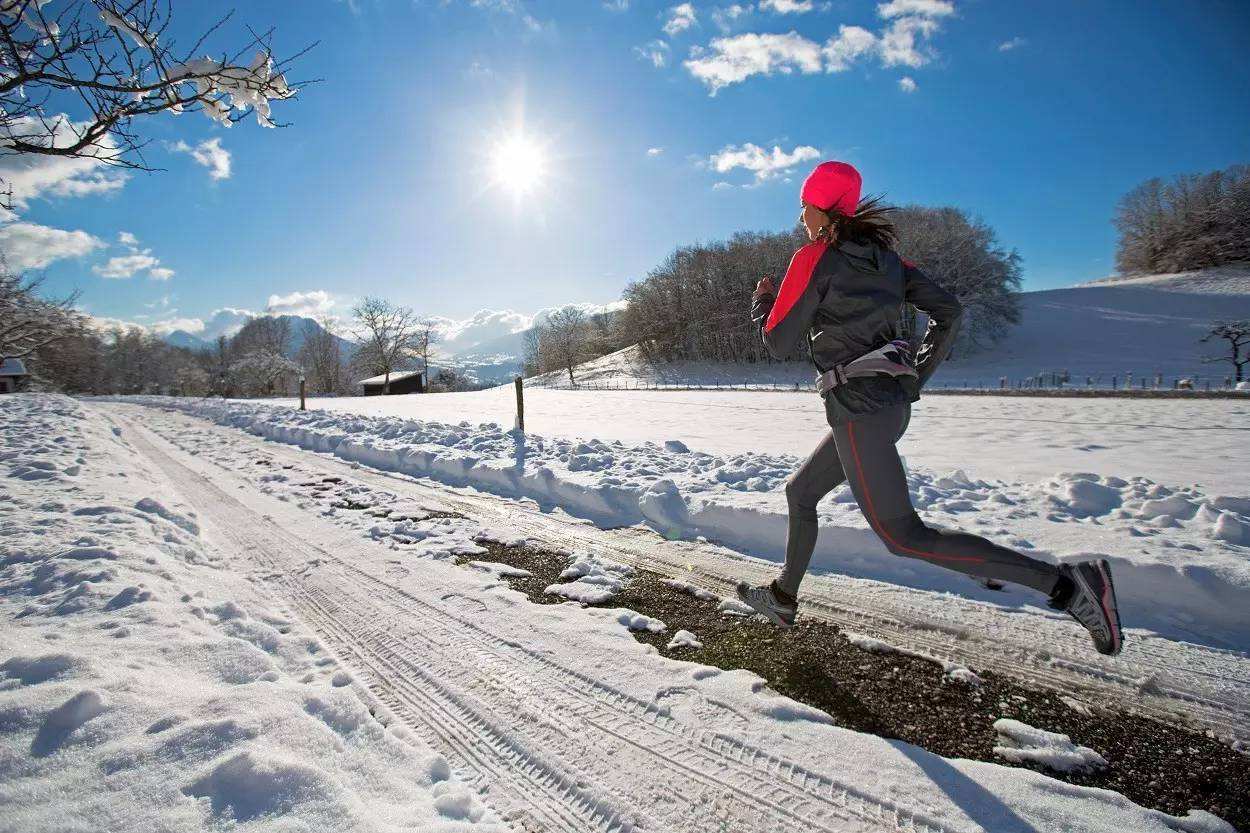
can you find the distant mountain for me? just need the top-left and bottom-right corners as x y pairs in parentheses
(161, 315), (356, 359)
(163, 329), (212, 350)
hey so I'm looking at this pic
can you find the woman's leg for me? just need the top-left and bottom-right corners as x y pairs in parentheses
(833, 404), (1062, 595)
(776, 429), (847, 597)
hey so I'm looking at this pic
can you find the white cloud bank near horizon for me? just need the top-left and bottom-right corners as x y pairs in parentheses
(92, 297), (629, 356)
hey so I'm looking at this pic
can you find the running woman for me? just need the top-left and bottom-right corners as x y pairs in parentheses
(736, 161), (1124, 656)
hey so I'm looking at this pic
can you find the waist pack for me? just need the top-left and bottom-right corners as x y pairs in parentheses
(815, 339), (917, 396)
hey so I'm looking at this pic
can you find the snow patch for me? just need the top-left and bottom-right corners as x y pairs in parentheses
(993, 718), (1107, 773)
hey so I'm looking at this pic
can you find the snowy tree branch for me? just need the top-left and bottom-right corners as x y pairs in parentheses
(0, 0), (314, 204)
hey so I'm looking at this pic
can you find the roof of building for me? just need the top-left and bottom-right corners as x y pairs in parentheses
(357, 369), (423, 387)
(0, 358), (28, 377)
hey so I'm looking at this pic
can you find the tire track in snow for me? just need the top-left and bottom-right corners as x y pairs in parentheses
(113, 408), (949, 833)
(107, 403), (1250, 749)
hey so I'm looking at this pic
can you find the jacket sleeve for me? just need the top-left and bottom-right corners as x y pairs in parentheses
(754, 245), (826, 360)
(903, 259), (963, 387)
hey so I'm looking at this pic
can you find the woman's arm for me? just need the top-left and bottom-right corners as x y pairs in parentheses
(753, 241), (828, 360)
(903, 259), (964, 387)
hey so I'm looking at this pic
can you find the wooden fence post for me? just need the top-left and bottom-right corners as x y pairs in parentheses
(514, 376), (525, 432)
(299, 375), (306, 411)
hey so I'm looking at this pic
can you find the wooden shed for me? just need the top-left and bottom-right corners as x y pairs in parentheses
(0, 358), (29, 393)
(358, 369), (425, 396)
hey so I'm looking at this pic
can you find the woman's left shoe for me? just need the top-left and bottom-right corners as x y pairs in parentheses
(1052, 559), (1124, 656)
(735, 581), (797, 628)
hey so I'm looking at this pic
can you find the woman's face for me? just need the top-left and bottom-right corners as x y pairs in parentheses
(799, 203), (830, 242)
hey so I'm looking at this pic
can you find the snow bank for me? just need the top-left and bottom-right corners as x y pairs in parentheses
(117, 396), (1250, 649)
(0, 395), (502, 832)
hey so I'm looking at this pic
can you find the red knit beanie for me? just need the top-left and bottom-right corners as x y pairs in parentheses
(800, 161), (862, 216)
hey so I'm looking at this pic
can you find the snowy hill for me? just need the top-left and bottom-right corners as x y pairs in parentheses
(939, 266), (1250, 386)
(531, 266), (1250, 389)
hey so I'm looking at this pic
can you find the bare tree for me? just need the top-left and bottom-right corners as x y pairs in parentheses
(297, 315), (344, 395)
(231, 349), (300, 397)
(232, 315), (290, 357)
(211, 334), (230, 395)
(540, 307), (591, 386)
(1115, 165), (1250, 275)
(0, 263), (84, 362)
(1202, 320), (1250, 383)
(415, 318), (439, 391)
(350, 297), (421, 394)
(892, 206), (1023, 356)
(0, 0), (312, 205)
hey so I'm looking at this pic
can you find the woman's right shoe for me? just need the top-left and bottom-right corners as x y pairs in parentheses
(1052, 559), (1124, 656)
(735, 581), (797, 628)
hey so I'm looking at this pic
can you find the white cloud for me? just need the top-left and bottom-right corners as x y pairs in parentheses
(634, 39), (671, 67)
(603, 0), (629, 10)
(708, 142), (821, 183)
(150, 317), (206, 336)
(759, 0), (815, 13)
(432, 309), (533, 354)
(171, 137), (232, 181)
(0, 116), (128, 213)
(89, 306), (256, 341)
(711, 4), (752, 32)
(94, 253), (159, 279)
(898, 75), (917, 92)
(998, 36), (1026, 52)
(684, 1), (952, 92)
(203, 308), (256, 340)
(647, 147), (664, 156)
(266, 289), (336, 317)
(0, 222), (104, 270)
(662, 3), (697, 37)
(91, 231), (174, 280)
(823, 25), (877, 71)
(685, 32), (823, 94)
(712, 181), (734, 190)
(876, 0), (954, 18)
(878, 15), (939, 67)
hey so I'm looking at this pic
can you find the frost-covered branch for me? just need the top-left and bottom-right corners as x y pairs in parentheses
(0, 261), (84, 362)
(0, 0), (313, 203)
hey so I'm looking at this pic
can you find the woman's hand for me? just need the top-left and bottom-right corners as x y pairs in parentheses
(753, 276), (776, 300)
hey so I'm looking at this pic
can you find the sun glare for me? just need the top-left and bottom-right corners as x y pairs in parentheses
(490, 136), (546, 196)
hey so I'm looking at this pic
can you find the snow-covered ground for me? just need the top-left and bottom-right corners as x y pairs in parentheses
(276, 389), (1250, 493)
(4, 392), (1241, 833)
(0, 396), (501, 832)
(124, 393), (1250, 652)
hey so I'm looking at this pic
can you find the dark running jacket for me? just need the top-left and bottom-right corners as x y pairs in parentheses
(750, 239), (963, 424)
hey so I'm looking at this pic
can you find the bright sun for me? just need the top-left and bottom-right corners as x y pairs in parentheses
(490, 136), (546, 196)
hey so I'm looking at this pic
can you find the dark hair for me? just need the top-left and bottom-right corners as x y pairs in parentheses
(827, 195), (897, 249)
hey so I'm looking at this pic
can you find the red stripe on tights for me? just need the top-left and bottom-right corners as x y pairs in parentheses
(846, 420), (984, 564)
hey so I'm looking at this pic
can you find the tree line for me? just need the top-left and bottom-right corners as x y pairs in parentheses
(1115, 164), (1250, 275)
(1, 271), (483, 395)
(614, 205), (1023, 366)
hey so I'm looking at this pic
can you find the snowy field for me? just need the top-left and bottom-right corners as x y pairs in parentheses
(140, 392), (1250, 651)
(3, 392), (1243, 833)
(274, 387), (1249, 492)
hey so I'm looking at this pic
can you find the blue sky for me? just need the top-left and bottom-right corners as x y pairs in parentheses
(10, 0), (1250, 339)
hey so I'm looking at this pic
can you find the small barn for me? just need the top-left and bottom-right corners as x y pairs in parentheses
(0, 358), (29, 393)
(358, 369), (425, 396)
